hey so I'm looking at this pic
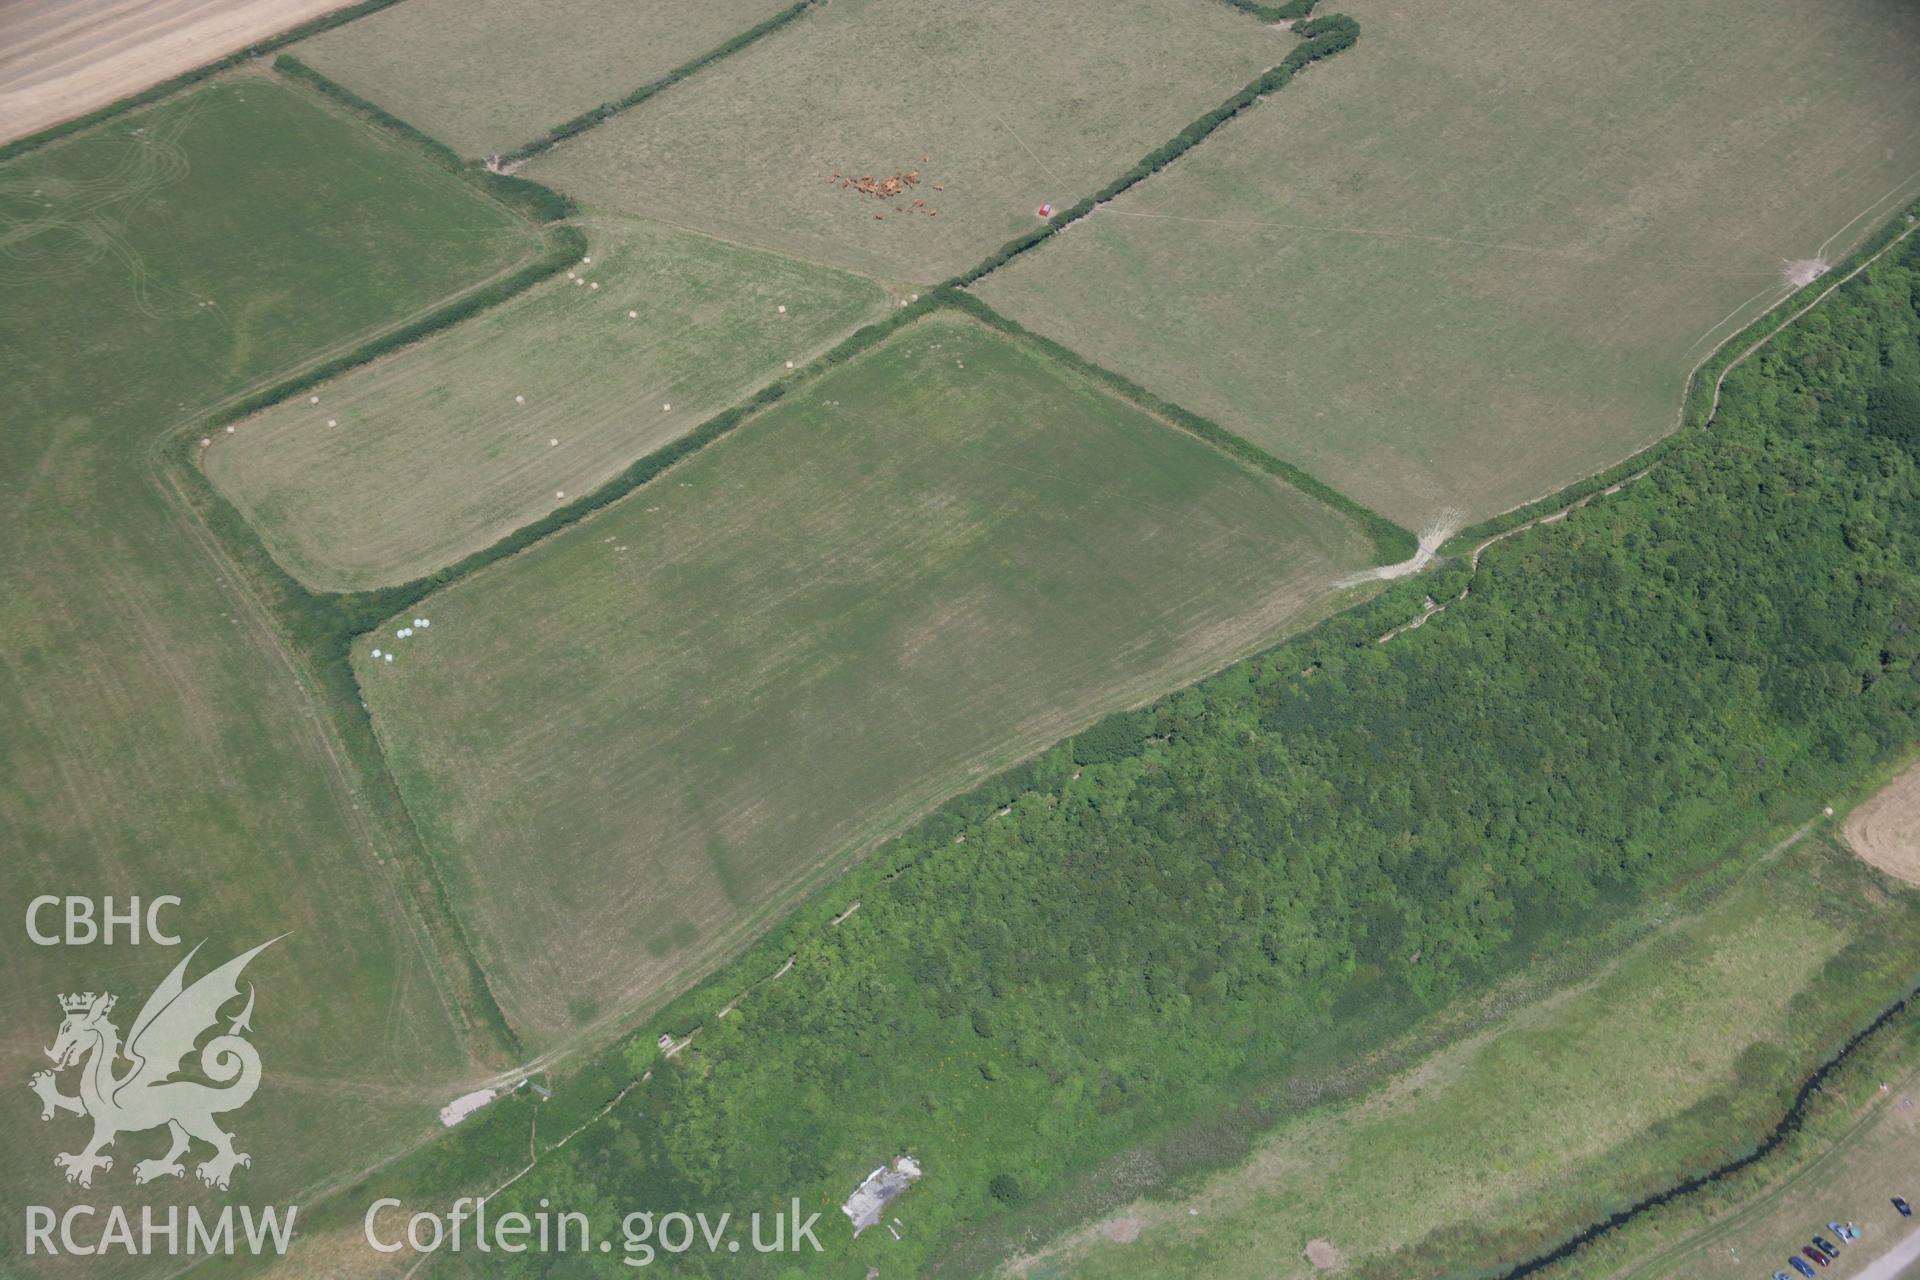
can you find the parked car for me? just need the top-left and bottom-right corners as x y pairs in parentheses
(1788, 1257), (1817, 1278)
(1895, 1196), (1913, 1218)
(1811, 1235), (1840, 1258)
(1774, 1271), (1793, 1280)
(1802, 1245), (1830, 1267)
(1828, 1221), (1859, 1242)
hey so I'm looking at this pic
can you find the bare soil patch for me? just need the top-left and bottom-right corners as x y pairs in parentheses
(1783, 256), (1831, 287)
(1844, 762), (1920, 887)
(1306, 1237), (1342, 1269)
(0, 0), (347, 145)
(1103, 1216), (1143, 1244)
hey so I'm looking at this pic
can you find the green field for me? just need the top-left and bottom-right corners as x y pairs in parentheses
(205, 214), (889, 590)
(355, 312), (1375, 1049)
(276, 220), (1920, 1280)
(294, 0), (794, 158)
(0, 70), (546, 1241)
(1014, 834), (1920, 1279)
(1544, 1010), (1920, 1280)
(524, 0), (1288, 282)
(978, 0), (1920, 528)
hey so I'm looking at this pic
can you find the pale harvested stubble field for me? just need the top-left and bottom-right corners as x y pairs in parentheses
(524, 0), (1291, 282)
(1846, 760), (1920, 887)
(356, 313), (1376, 1049)
(206, 214), (890, 590)
(0, 0), (347, 144)
(978, 0), (1920, 529)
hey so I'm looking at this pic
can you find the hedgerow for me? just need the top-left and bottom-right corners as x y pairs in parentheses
(1448, 204), (1920, 550)
(0, 0), (411, 165)
(1220, 0), (1319, 20)
(947, 291), (1418, 562)
(491, 0), (818, 166)
(274, 56), (575, 221)
(308, 218), (1920, 1279)
(198, 223), (585, 445)
(953, 15), (1361, 288)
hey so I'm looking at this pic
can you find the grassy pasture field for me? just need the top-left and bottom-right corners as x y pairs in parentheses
(0, 72), (543, 1253)
(1012, 833), (1920, 1280)
(292, 0), (796, 159)
(0, 0), (345, 147)
(205, 214), (890, 590)
(523, 0), (1290, 283)
(1549, 1031), (1920, 1280)
(977, 0), (1920, 529)
(354, 312), (1376, 1049)
(1537, 766), (1920, 1280)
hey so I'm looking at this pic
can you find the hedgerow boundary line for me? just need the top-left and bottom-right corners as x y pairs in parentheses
(145, 22), (1920, 1261)
(157, 10), (1395, 1062)
(0, 0), (410, 165)
(490, 0), (818, 167)
(423, 206), (1920, 1276)
(1492, 982), (1920, 1280)
(273, 55), (573, 221)
(1219, 0), (1319, 21)
(950, 13), (1360, 290)
(42, 0), (1389, 1103)
(1446, 200), (1920, 551)
(947, 291), (1413, 563)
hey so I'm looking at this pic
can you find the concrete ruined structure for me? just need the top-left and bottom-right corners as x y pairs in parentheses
(841, 1155), (922, 1236)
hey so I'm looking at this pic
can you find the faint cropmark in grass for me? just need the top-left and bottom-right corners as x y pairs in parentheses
(0, 93), (225, 321)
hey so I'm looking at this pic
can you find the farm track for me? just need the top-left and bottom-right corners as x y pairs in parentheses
(1607, 1061), (1920, 1280)
(1367, 212), (1920, 651)
(1492, 982), (1920, 1280)
(177, 18), (1920, 1254)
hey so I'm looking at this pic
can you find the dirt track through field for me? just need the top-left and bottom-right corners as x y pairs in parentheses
(0, 0), (346, 145)
(1845, 762), (1920, 887)
(1850, 1224), (1920, 1280)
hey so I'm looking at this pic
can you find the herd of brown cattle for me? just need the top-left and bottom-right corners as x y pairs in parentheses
(831, 156), (944, 219)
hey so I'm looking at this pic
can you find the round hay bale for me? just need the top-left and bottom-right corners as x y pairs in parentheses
(201, 437), (211, 446)
(516, 394), (525, 404)
(309, 395), (319, 404)
(327, 419), (337, 427)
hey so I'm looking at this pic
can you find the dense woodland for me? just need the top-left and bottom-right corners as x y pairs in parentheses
(357, 229), (1920, 1276)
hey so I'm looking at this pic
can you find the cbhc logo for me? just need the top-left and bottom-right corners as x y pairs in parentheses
(26, 896), (182, 946)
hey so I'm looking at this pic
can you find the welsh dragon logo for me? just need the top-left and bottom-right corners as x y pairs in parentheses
(29, 937), (281, 1190)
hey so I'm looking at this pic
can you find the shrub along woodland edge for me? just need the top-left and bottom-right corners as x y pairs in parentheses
(274, 55), (575, 221)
